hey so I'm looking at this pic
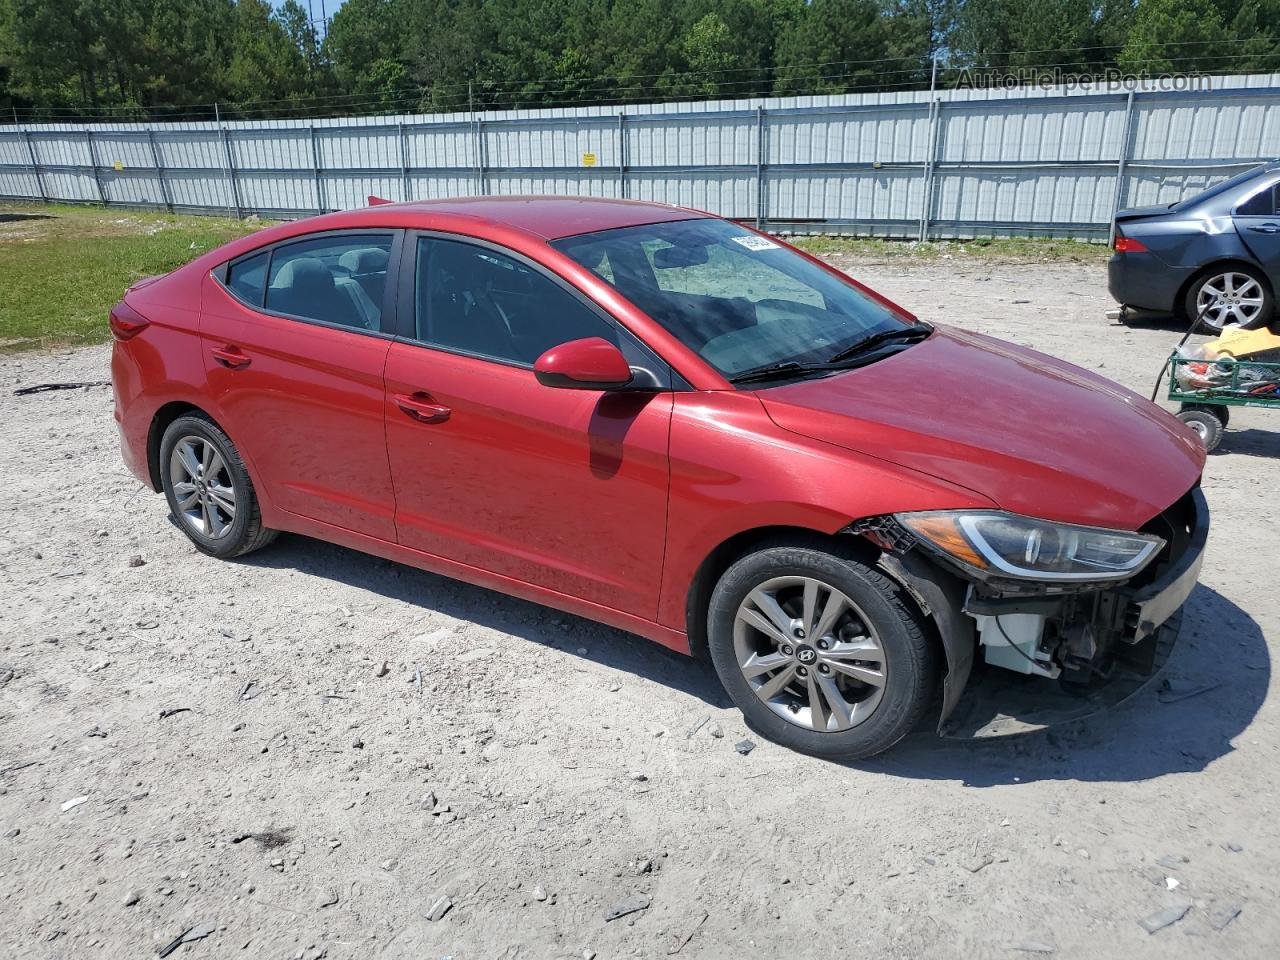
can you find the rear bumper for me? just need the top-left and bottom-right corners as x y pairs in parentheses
(111, 341), (157, 489)
(1107, 253), (1192, 315)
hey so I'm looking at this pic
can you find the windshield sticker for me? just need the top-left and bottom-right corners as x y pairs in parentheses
(730, 234), (779, 252)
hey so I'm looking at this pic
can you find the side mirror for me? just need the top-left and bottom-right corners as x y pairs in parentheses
(534, 337), (634, 390)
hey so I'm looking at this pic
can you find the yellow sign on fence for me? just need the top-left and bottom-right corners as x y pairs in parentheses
(581, 152), (597, 167)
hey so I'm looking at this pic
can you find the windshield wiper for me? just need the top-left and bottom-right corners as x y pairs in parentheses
(825, 323), (933, 365)
(727, 324), (935, 386)
(727, 360), (839, 385)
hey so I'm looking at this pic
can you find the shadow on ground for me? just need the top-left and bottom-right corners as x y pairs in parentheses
(246, 536), (1267, 787)
(1216, 427), (1280, 458)
(1110, 315), (1198, 336)
(854, 584), (1268, 786)
(244, 533), (733, 709)
(0, 212), (52, 224)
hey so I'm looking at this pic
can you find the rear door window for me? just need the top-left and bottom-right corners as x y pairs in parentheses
(262, 234), (394, 331)
(1236, 183), (1279, 217)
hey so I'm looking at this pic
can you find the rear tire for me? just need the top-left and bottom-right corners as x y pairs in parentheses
(1186, 266), (1272, 332)
(707, 544), (937, 759)
(159, 414), (277, 558)
(1176, 407), (1225, 452)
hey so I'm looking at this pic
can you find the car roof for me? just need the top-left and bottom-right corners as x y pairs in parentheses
(173, 195), (717, 310)
(334, 195), (707, 240)
(1171, 160), (1280, 214)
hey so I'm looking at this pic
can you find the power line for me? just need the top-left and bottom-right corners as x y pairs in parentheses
(15, 42), (1280, 120)
(10, 51), (1280, 125)
(6, 6), (1280, 122)
(957, 34), (1280, 58)
(9, 53), (934, 117)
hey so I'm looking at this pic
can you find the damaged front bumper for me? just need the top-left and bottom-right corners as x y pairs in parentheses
(875, 486), (1209, 738)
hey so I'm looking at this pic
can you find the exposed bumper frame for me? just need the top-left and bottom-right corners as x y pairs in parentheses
(1127, 487), (1209, 641)
(875, 488), (1209, 736)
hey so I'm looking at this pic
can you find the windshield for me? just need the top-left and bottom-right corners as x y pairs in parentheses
(551, 218), (910, 378)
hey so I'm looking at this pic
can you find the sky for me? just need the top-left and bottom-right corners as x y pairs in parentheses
(273, 0), (349, 26)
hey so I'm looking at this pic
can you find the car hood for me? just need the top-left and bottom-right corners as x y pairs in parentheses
(759, 327), (1205, 530)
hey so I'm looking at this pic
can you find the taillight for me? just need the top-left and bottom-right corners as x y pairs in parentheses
(109, 301), (151, 341)
(1113, 235), (1148, 253)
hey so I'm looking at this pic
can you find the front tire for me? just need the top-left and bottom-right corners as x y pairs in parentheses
(159, 414), (276, 558)
(707, 544), (938, 759)
(1186, 266), (1272, 332)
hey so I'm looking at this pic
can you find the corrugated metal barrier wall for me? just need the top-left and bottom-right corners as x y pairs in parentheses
(2, 74), (1279, 239)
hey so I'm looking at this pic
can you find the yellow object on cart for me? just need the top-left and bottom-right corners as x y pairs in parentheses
(1203, 324), (1280, 359)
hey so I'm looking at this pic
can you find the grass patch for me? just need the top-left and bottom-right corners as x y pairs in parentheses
(787, 234), (1110, 263)
(0, 203), (265, 352)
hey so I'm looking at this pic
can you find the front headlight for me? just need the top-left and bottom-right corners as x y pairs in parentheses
(895, 511), (1164, 583)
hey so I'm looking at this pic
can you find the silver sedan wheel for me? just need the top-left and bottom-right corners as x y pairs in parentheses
(168, 436), (237, 539)
(733, 575), (886, 733)
(1197, 272), (1265, 330)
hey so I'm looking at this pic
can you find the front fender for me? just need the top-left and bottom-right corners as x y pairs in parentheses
(656, 391), (995, 632)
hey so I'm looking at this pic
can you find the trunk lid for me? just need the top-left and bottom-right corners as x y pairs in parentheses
(1113, 204), (1175, 223)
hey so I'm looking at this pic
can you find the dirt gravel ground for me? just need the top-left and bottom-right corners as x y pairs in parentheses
(1, 256), (1277, 960)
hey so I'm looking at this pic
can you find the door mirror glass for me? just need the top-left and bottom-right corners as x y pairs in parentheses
(534, 337), (634, 390)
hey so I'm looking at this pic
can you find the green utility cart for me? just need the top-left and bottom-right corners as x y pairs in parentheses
(1167, 353), (1280, 452)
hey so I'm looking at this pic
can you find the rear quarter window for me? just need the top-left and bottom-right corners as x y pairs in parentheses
(226, 251), (268, 306)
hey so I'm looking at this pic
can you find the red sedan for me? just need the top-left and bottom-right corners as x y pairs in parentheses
(111, 197), (1209, 758)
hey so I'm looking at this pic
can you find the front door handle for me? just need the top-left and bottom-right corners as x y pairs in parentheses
(1248, 223), (1280, 234)
(211, 345), (251, 369)
(394, 392), (451, 424)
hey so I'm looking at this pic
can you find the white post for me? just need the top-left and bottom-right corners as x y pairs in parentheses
(146, 127), (173, 212)
(16, 113), (47, 203)
(85, 127), (108, 206)
(215, 103), (240, 219)
(919, 55), (942, 242)
(310, 124), (324, 213)
(1109, 90), (1136, 246)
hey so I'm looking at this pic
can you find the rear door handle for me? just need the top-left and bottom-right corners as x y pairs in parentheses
(211, 345), (251, 369)
(394, 392), (451, 424)
(1248, 223), (1280, 234)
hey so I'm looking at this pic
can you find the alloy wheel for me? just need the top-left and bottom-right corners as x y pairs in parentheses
(168, 435), (237, 539)
(733, 575), (886, 732)
(1197, 272), (1265, 329)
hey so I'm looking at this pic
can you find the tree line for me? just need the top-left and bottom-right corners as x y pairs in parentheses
(1, 0), (1277, 121)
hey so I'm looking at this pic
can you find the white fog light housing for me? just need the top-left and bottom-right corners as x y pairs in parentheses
(895, 511), (1164, 583)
